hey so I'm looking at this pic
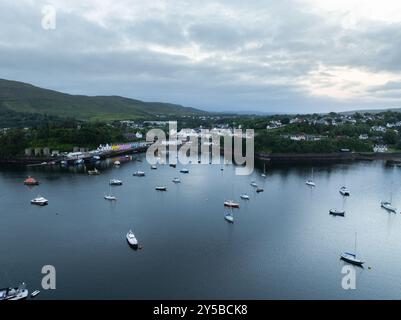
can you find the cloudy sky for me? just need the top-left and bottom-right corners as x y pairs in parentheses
(1, 0), (401, 113)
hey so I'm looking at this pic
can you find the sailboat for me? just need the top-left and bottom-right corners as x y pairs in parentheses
(104, 185), (117, 201)
(330, 197), (346, 217)
(305, 168), (316, 187)
(240, 193), (250, 200)
(339, 186), (350, 196)
(381, 181), (397, 212)
(250, 181), (258, 188)
(340, 233), (364, 267)
(261, 163), (267, 177)
(224, 211), (234, 223)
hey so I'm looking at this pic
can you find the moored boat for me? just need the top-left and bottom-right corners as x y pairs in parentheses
(133, 171), (145, 177)
(329, 208), (345, 217)
(224, 212), (234, 223)
(240, 194), (250, 200)
(126, 230), (138, 248)
(180, 168), (189, 173)
(0, 283), (28, 301)
(109, 179), (123, 186)
(250, 181), (258, 187)
(340, 252), (364, 266)
(256, 188), (264, 193)
(104, 195), (117, 201)
(381, 201), (397, 212)
(24, 177), (39, 186)
(172, 178), (181, 183)
(156, 186), (167, 191)
(151, 165), (157, 170)
(87, 168), (100, 175)
(31, 196), (48, 206)
(339, 186), (350, 196)
(224, 200), (240, 208)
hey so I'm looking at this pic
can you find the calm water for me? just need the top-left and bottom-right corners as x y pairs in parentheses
(1, 155), (401, 299)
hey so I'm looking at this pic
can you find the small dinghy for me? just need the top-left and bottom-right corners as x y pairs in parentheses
(172, 178), (181, 183)
(156, 186), (167, 191)
(180, 168), (189, 173)
(126, 230), (138, 249)
(31, 290), (40, 298)
(250, 181), (258, 187)
(31, 196), (48, 206)
(340, 252), (364, 266)
(240, 194), (250, 200)
(381, 201), (397, 212)
(109, 179), (123, 186)
(224, 212), (234, 223)
(256, 188), (264, 193)
(339, 186), (350, 196)
(224, 200), (240, 208)
(133, 171), (145, 177)
(0, 283), (28, 301)
(329, 208), (345, 217)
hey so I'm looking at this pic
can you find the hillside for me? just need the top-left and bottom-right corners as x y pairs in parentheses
(0, 79), (204, 122)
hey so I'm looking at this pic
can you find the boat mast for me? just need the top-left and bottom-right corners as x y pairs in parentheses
(354, 232), (357, 256)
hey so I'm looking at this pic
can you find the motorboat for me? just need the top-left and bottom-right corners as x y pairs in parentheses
(24, 176), (39, 186)
(110, 179), (123, 186)
(224, 200), (240, 208)
(156, 186), (167, 191)
(340, 252), (364, 266)
(329, 209), (345, 217)
(381, 201), (397, 213)
(240, 194), (250, 200)
(224, 212), (234, 223)
(87, 168), (100, 175)
(256, 188), (264, 193)
(151, 165), (157, 170)
(250, 181), (258, 187)
(0, 283), (28, 300)
(305, 180), (315, 187)
(31, 196), (48, 206)
(339, 186), (350, 196)
(126, 230), (138, 248)
(180, 168), (189, 173)
(172, 178), (181, 183)
(133, 171), (145, 177)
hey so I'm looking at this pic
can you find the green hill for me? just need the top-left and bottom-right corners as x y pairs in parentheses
(0, 79), (205, 122)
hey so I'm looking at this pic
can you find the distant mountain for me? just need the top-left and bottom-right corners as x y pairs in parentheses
(0, 79), (205, 121)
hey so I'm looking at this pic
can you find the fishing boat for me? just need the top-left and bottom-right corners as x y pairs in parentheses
(109, 179), (123, 186)
(305, 168), (316, 187)
(0, 283), (28, 300)
(381, 201), (397, 212)
(133, 171), (145, 177)
(224, 212), (234, 223)
(172, 178), (181, 183)
(180, 168), (189, 173)
(126, 230), (138, 249)
(339, 186), (350, 196)
(31, 196), (48, 206)
(340, 233), (364, 266)
(30, 290), (40, 298)
(240, 194), (250, 200)
(87, 168), (100, 175)
(151, 165), (157, 170)
(156, 186), (167, 191)
(24, 176), (39, 186)
(224, 200), (240, 208)
(329, 208), (345, 217)
(250, 181), (258, 187)
(256, 188), (264, 193)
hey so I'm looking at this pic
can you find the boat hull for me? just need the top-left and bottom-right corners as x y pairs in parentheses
(340, 255), (364, 266)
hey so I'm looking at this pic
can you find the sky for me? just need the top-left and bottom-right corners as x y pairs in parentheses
(1, 0), (401, 113)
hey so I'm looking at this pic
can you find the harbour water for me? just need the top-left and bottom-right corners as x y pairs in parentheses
(1, 155), (401, 299)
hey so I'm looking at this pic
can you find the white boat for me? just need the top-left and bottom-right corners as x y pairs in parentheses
(0, 283), (28, 300)
(31, 196), (48, 206)
(126, 230), (138, 248)
(306, 168), (316, 186)
(172, 178), (181, 183)
(109, 179), (123, 186)
(329, 208), (345, 217)
(240, 194), (250, 200)
(31, 290), (40, 298)
(114, 161), (121, 166)
(381, 201), (397, 212)
(133, 171), (145, 177)
(104, 195), (117, 201)
(224, 200), (240, 208)
(87, 168), (100, 175)
(180, 168), (189, 173)
(339, 186), (350, 196)
(250, 181), (258, 187)
(151, 165), (157, 170)
(224, 212), (234, 223)
(340, 233), (364, 267)
(156, 186), (167, 191)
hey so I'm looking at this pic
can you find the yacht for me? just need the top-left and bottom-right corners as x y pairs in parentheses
(339, 186), (350, 196)
(381, 201), (397, 213)
(31, 196), (48, 206)
(155, 186), (167, 191)
(240, 194), (250, 200)
(224, 212), (234, 223)
(0, 283), (28, 300)
(306, 168), (316, 187)
(172, 178), (181, 183)
(133, 171), (145, 177)
(329, 208), (345, 217)
(224, 200), (240, 208)
(109, 179), (123, 186)
(126, 230), (138, 249)
(250, 181), (258, 187)
(180, 168), (189, 173)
